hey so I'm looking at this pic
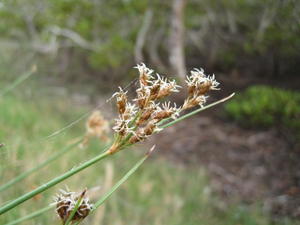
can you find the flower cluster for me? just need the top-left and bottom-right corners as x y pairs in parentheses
(108, 63), (220, 154)
(54, 189), (92, 224)
(182, 68), (220, 110)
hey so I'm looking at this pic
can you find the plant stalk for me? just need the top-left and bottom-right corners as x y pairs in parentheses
(160, 93), (235, 129)
(3, 205), (53, 225)
(0, 150), (110, 215)
(0, 139), (82, 193)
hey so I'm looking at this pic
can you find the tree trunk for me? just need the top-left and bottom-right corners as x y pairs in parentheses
(169, 0), (187, 81)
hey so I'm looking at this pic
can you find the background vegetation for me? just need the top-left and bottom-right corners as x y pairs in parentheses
(0, 0), (299, 224)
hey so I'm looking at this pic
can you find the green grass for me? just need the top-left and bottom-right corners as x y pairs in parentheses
(0, 87), (298, 225)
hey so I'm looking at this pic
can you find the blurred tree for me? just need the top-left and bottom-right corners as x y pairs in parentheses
(0, 0), (299, 86)
(169, 0), (187, 81)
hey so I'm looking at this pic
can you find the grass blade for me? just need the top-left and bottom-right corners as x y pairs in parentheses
(0, 139), (82, 193)
(3, 205), (53, 225)
(0, 150), (110, 215)
(92, 146), (154, 210)
(4, 147), (153, 225)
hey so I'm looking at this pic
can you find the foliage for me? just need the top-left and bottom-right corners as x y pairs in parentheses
(225, 85), (300, 135)
(0, 86), (296, 224)
(0, 0), (299, 84)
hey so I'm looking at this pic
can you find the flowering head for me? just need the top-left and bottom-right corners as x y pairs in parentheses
(108, 63), (220, 154)
(55, 189), (92, 224)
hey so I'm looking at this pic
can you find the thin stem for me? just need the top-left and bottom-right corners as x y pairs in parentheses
(64, 189), (86, 225)
(0, 139), (82, 193)
(0, 150), (110, 215)
(92, 147), (152, 210)
(4, 147), (153, 225)
(3, 204), (54, 225)
(160, 93), (235, 129)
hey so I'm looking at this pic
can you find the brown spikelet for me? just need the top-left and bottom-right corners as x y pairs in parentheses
(197, 80), (212, 95)
(143, 122), (156, 136)
(136, 107), (155, 126)
(156, 88), (171, 99)
(55, 189), (92, 224)
(149, 83), (160, 100)
(152, 110), (173, 121)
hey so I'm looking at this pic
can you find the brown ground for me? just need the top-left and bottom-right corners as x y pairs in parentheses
(150, 100), (300, 219)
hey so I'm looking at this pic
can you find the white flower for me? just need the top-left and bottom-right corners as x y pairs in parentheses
(134, 63), (154, 84)
(206, 74), (220, 90)
(111, 86), (128, 101)
(186, 68), (220, 92)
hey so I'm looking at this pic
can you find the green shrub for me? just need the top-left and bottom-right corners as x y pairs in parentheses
(225, 85), (300, 135)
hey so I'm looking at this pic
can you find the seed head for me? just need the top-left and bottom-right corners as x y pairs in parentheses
(136, 101), (158, 126)
(135, 63), (154, 86)
(110, 63), (221, 152)
(156, 74), (181, 99)
(112, 87), (128, 115)
(113, 116), (132, 136)
(55, 189), (93, 224)
(152, 102), (180, 121)
(135, 86), (150, 109)
(122, 103), (138, 120)
(186, 68), (220, 97)
(129, 122), (162, 144)
(182, 95), (208, 110)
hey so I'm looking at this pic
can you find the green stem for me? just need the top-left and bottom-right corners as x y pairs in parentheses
(3, 204), (54, 225)
(0, 139), (82, 193)
(64, 190), (86, 225)
(4, 148), (152, 225)
(92, 149), (151, 210)
(0, 150), (110, 215)
(160, 93), (235, 129)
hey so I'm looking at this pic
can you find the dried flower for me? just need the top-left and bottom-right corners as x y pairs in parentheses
(183, 68), (220, 110)
(134, 86), (150, 109)
(152, 102), (180, 121)
(186, 68), (220, 97)
(135, 63), (154, 86)
(82, 111), (109, 147)
(113, 116), (132, 136)
(155, 74), (181, 99)
(129, 122), (162, 144)
(55, 189), (93, 224)
(182, 95), (208, 110)
(112, 87), (128, 115)
(136, 101), (158, 126)
(108, 63), (220, 154)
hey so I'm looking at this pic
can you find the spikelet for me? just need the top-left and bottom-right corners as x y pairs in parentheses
(183, 68), (220, 110)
